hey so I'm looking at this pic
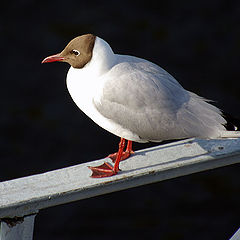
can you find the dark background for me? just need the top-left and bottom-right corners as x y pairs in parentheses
(1, 0), (240, 239)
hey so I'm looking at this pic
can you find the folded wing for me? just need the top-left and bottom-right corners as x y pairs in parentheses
(93, 55), (226, 142)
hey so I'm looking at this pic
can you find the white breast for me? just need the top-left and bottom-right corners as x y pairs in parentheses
(66, 64), (143, 142)
(66, 37), (146, 142)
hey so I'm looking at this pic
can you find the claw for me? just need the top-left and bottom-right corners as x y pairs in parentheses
(108, 140), (134, 163)
(108, 150), (134, 163)
(88, 162), (119, 178)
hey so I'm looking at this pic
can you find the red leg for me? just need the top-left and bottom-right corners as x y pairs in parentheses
(108, 140), (134, 163)
(113, 138), (125, 173)
(126, 140), (134, 155)
(88, 138), (126, 178)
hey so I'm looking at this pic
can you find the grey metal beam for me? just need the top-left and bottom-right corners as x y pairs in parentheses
(0, 138), (240, 218)
(0, 214), (36, 240)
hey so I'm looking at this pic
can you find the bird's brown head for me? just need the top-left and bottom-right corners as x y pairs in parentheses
(42, 34), (96, 69)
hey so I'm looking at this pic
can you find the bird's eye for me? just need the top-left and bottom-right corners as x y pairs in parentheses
(71, 49), (80, 56)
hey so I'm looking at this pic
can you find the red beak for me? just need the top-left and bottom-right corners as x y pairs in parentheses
(41, 53), (64, 63)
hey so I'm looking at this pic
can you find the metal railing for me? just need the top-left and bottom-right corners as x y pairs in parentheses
(1, 137), (240, 240)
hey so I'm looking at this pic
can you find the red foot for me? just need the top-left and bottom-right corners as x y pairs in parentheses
(108, 140), (134, 163)
(88, 162), (120, 178)
(108, 150), (134, 163)
(89, 138), (131, 178)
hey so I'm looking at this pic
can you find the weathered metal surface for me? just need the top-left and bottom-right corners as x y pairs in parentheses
(0, 214), (36, 240)
(229, 227), (240, 240)
(0, 138), (240, 218)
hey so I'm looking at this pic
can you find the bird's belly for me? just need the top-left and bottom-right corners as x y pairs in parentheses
(66, 74), (144, 142)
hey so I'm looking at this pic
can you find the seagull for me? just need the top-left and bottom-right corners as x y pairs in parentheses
(42, 33), (236, 178)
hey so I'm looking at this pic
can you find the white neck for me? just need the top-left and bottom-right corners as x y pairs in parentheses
(66, 36), (117, 112)
(81, 37), (116, 77)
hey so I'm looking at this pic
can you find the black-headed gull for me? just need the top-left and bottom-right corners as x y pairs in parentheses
(42, 33), (234, 178)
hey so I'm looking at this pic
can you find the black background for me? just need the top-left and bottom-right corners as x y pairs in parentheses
(1, 0), (240, 239)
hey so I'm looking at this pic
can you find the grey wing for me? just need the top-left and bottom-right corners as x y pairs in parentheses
(94, 60), (226, 142)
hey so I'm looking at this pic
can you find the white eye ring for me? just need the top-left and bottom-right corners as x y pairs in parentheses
(72, 49), (80, 56)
